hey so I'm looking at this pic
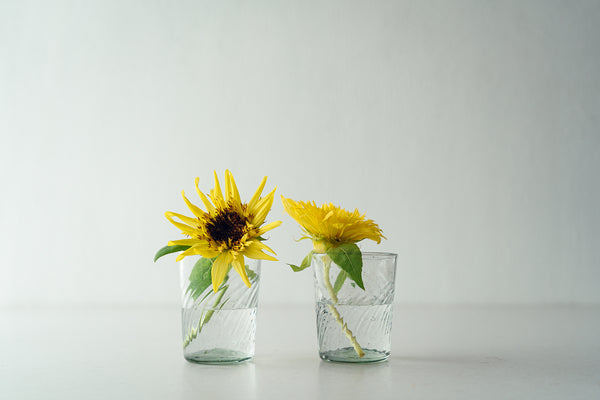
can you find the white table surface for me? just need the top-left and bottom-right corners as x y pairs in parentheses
(1, 304), (599, 399)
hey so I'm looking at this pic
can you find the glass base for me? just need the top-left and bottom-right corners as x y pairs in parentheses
(319, 347), (390, 363)
(184, 348), (253, 364)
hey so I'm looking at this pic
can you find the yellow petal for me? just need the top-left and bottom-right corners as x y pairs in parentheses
(165, 211), (197, 227)
(167, 238), (203, 246)
(165, 212), (198, 236)
(181, 191), (204, 218)
(251, 239), (277, 255)
(198, 248), (221, 258)
(231, 254), (251, 287)
(211, 252), (232, 292)
(251, 187), (276, 226)
(243, 241), (278, 261)
(226, 170), (241, 206)
(212, 171), (223, 202)
(248, 176), (267, 211)
(280, 196), (298, 217)
(257, 220), (282, 236)
(224, 170), (232, 202)
(195, 177), (215, 213)
(175, 243), (220, 261)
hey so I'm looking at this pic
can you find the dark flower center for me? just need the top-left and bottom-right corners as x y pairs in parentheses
(206, 209), (247, 245)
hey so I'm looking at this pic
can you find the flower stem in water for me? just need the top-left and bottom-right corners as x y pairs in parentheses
(323, 256), (365, 358)
(183, 279), (229, 349)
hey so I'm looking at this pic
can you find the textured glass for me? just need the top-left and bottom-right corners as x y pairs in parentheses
(179, 256), (260, 364)
(313, 252), (397, 363)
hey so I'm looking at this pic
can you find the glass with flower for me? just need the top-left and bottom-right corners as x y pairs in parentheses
(155, 170), (281, 363)
(282, 197), (396, 363)
(313, 251), (397, 362)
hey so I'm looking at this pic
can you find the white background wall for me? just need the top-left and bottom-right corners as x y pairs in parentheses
(1, 0), (599, 306)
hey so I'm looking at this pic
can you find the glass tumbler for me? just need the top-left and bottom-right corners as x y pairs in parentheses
(313, 252), (397, 363)
(179, 256), (261, 364)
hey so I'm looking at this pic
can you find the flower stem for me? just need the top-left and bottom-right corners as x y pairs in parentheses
(323, 256), (365, 358)
(183, 279), (229, 349)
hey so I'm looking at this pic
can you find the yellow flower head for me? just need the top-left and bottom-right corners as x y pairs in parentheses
(166, 170), (281, 291)
(281, 196), (385, 253)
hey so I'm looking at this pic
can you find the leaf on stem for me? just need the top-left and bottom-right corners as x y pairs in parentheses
(154, 245), (191, 262)
(288, 251), (314, 272)
(187, 257), (215, 300)
(245, 265), (258, 281)
(326, 243), (364, 290)
(333, 270), (348, 295)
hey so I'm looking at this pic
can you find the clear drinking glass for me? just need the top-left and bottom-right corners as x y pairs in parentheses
(179, 256), (261, 364)
(313, 252), (397, 363)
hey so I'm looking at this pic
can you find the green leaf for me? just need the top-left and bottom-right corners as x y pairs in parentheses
(183, 278), (229, 349)
(326, 243), (364, 290)
(333, 270), (348, 295)
(245, 265), (258, 282)
(288, 251), (314, 272)
(154, 245), (191, 262)
(187, 257), (215, 300)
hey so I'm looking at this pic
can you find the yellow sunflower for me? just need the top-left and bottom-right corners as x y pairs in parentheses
(165, 171), (281, 291)
(281, 196), (385, 253)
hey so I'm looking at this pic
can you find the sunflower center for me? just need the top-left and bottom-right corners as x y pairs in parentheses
(206, 209), (247, 246)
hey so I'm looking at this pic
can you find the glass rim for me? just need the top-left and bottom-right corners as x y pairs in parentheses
(312, 251), (397, 259)
(360, 251), (397, 259)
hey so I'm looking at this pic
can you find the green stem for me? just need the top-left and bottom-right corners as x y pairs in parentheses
(322, 256), (365, 358)
(183, 276), (229, 349)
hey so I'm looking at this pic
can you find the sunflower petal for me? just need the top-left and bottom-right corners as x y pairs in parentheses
(250, 239), (277, 255)
(167, 238), (204, 247)
(224, 170), (232, 202)
(211, 252), (232, 292)
(280, 196), (293, 213)
(165, 211), (198, 227)
(212, 171), (223, 203)
(199, 248), (221, 258)
(231, 254), (251, 287)
(252, 188), (276, 226)
(182, 191), (205, 218)
(227, 170), (241, 206)
(175, 243), (220, 261)
(195, 177), (215, 213)
(243, 241), (278, 261)
(248, 176), (267, 211)
(257, 220), (282, 236)
(165, 212), (198, 236)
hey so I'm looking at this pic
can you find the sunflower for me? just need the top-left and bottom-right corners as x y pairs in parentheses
(280, 196), (385, 253)
(281, 196), (386, 358)
(165, 171), (281, 291)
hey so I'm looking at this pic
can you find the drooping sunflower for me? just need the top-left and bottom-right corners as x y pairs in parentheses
(281, 196), (386, 358)
(281, 196), (385, 253)
(165, 171), (281, 291)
